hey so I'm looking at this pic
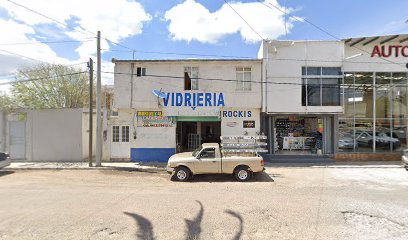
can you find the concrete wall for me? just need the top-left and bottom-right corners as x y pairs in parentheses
(263, 40), (344, 114)
(114, 60), (263, 111)
(6, 109), (89, 161)
(343, 40), (408, 72)
(0, 111), (6, 152)
(28, 109), (83, 161)
(221, 108), (260, 136)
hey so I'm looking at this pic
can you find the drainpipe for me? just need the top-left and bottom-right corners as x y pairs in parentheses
(130, 63), (135, 109)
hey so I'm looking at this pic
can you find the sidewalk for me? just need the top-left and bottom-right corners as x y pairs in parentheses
(5, 161), (167, 172)
(4, 161), (403, 171)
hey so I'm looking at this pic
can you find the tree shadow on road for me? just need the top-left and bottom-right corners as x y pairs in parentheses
(0, 170), (14, 177)
(124, 212), (155, 240)
(188, 172), (274, 182)
(225, 210), (244, 240)
(184, 200), (204, 240)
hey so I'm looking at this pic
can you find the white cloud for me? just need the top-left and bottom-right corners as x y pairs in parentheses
(0, 0), (151, 88)
(164, 0), (297, 44)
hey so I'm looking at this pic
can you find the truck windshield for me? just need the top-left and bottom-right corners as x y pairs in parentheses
(192, 147), (203, 157)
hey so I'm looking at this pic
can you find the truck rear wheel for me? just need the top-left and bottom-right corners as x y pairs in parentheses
(234, 166), (252, 182)
(173, 166), (190, 182)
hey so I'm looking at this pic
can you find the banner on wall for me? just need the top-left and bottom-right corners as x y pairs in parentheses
(137, 111), (174, 127)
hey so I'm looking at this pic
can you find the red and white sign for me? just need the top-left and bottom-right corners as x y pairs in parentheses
(371, 45), (408, 58)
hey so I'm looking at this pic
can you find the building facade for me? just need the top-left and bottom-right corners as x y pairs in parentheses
(260, 34), (408, 160)
(112, 59), (262, 161)
(111, 34), (408, 162)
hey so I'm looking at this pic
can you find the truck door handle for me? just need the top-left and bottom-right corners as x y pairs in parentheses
(212, 161), (216, 163)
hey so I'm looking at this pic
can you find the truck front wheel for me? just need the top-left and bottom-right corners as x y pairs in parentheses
(234, 166), (252, 182)
(173, 166), (190, 182)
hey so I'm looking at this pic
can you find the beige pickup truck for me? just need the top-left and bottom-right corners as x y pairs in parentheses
(167, 143), (265, 182)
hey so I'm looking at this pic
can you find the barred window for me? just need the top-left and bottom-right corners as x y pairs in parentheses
(121, 126), (129, 142)
(112, 126), (120, 142)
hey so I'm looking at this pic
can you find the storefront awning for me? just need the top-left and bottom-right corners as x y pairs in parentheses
(176, 116), (220, 122)
(343, 34), (408, 46)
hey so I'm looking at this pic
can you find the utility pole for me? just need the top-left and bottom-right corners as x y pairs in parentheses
(88, 58), (93, 167)
(96, 31), (102, 167)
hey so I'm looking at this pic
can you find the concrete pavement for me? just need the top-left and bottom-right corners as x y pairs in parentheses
(0, 165), (407, 240)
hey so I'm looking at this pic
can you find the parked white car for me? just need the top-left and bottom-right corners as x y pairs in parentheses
(167, 143), (265, 182)
(402, 149), (408, 171)
(0, 152), (11, 169)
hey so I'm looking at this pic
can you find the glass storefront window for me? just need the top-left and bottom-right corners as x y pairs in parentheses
(376, 73), (392, 118)
(306, 78), (321, 106)
(392, 72), (408, 119)
(338, 119), (355, 152)
(338, 72), (408, 153)
(354, 72), (374, 118)
(322, 78), (341, 106)
(354, 119), (374, 152)
(343, 73), (354, 118)
(375, 119), (393, 152)
(392, 118), (408, 150)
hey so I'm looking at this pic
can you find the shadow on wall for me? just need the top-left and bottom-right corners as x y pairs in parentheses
(125, 201), (244, 240)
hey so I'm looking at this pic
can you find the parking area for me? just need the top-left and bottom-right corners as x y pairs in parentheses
(0, 164), (407, 240)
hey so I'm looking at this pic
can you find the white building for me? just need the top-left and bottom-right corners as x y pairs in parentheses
(112, 59), (262, 161)
(112, 33), (408, 161)
(260, 34), (408, 160)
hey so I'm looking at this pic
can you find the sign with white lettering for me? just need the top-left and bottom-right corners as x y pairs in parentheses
(160, 92), (225, 110)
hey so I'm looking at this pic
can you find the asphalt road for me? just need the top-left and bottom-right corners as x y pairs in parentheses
(0, 165), (407, 240)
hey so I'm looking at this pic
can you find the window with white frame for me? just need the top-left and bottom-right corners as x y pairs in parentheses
(184, 67), (199, 90)
(236, 67), (251, 91)
(136, 67), (146, 77)
(112, 126), (129, 142)
(112, 126), (120, 142)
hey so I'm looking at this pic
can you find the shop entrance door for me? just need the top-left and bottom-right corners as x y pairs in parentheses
(176, 119), (221, 152)
(271, 115), (334, 155)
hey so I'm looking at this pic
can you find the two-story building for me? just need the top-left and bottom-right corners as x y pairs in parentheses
(259, 34), (408, 160)
(111, 59), (262, 161)
(111, 33), (408, 162)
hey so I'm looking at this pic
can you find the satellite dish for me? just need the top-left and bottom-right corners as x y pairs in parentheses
(152, 89), (166, 99)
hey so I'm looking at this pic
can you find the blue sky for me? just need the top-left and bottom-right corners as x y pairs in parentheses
(0, 0), (408, 87)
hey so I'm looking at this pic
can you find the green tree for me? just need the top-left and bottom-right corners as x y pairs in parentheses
(0, 93), (15, 112)
(10, 63), (91, 109)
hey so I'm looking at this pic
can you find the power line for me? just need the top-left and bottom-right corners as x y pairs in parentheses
(104, 49), (255, 59)
(0, 71), (87, 86)
(0, 62), (89, 78)
(256, 0), (405, 67)
(0, 39), (95, 46)
(4, 0), (135, 57)
(0, 49), (42, 62)
(222, 0), (265, 41)
(106, 48), (408, 65)
(5, 0), (95, 37)
(103, 71), (408, 89)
